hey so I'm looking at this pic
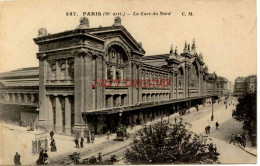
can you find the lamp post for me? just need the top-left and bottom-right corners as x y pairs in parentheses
(211, 97), (214, 121)
(119, 111), (123, 128)
(211, 72), (216, 121)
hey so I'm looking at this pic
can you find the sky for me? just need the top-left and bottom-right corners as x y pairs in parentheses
(0, 0), (256, 83)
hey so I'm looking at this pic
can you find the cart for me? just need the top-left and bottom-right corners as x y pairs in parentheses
(116, 127), (127, 141)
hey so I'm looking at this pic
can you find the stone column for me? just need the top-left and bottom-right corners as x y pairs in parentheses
(108, 95), (113, 108)
(12, 93), (15, 103)
(65, 59), (69, 80)
(142, 94), (146, 102)
(65, 95), (72, 135)
(127, 62), (133, 105)
(138, 64), (142, 103)
(31, 94), (35, 103)
(38, 55), (48, 131)
(4, 94), (9, 102)
(132, 63), (138, 104)
(18, 93), (22, 103)
(117, 95), (122, 107)
(47, 61), (52, 81)
(56, 60), (60, 81)
(84, 54), (93, 111)
(147, 94), (151, 101)
(73, 53), (85, 134)
(95, 56), (103, 109)
(24, 93), (28, 103)
(55, 96), (62, 134)
(170, 72), (174, 99)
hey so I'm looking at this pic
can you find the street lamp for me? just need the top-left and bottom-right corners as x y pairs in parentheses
(211, 71), (217, 121)
(119, 111), (123, 128)
(211, 97), (214, 121)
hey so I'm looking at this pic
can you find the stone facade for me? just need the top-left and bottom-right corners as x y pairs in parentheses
(0, 17), (219, 136)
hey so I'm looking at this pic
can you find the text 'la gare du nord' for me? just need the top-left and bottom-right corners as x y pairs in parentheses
(66, 11), (179, 17)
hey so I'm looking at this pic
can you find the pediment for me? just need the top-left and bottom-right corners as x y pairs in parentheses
(89, 26), (145, 55)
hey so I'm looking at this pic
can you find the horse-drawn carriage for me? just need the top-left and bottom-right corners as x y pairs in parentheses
(235, 135), (246, 147)
(116, 127), (128, 141)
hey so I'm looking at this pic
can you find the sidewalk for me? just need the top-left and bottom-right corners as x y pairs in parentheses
(0, 122), (119, 165)
(239, 139), (257, 157)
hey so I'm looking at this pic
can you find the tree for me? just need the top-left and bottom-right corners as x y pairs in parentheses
(124, 121), (219, 164)
(232, 92), (257, 145)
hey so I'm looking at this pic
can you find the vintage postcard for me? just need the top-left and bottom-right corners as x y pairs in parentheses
(0, 0), (257, 165)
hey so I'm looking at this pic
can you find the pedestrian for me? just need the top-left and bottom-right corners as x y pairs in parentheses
(36, 149), (44, 165)
(215, 122), (219, 130)
(175, 117), (177, 123)
(50, 131), (54, 139)
(75, 137), (79, 148)
(27, 123), (30, 131)
(205, 126), (208, 134)
(80, 137), (84, 148)
(43, 150), (49, 165)
(230, 134), (235, 145)
(97, 152), (102, 163)
(226, 105), (227, 109)
(242, 134), (246, 147)
(91, 132), (95, 144)
(14, 152), (21, 165)
(208, 125), (211, 134)
(107, 130), (110, 140)
(50, 138), (57, 152)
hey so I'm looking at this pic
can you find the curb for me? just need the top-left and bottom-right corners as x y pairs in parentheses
(238, 145), (257, 157)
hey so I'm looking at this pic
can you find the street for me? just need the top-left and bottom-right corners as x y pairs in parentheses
(0, 98), (256, 165)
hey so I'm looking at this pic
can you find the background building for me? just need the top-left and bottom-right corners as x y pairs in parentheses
(215, 76), (231, 98)
(227, 81), (234, 95)
(234, 75), (256, 97)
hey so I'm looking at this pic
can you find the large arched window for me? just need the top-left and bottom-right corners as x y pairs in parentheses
(60, 63), (66, 80)
(190, 62), (199, 87)
(106, 45), (128, 80)
(51, 64), (56, 80)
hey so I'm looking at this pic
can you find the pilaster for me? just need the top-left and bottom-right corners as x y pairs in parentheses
(38, 54), (48, 131)
(55, 96), (62, 134)
(65, 95), (72, 135)
(95, 56), (104, 109)
(46, 95), (54, 132)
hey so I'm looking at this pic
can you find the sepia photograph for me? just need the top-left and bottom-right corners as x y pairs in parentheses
(0, 0), (257, 165)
